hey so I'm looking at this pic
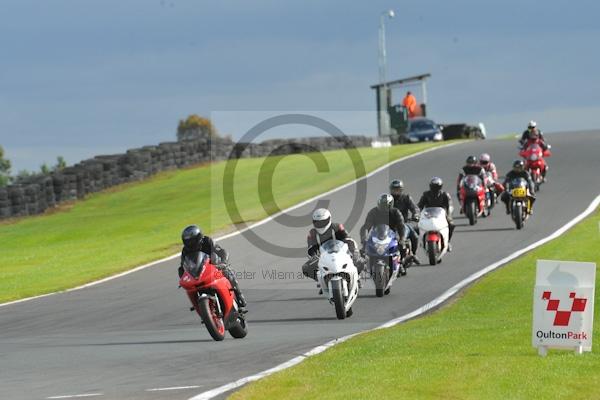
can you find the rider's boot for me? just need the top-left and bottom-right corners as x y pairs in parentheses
(398, 264), (407, 276)
(223, 267), (247, 309)
(235, 289), (247, 308)
(411, 254), (421, 265)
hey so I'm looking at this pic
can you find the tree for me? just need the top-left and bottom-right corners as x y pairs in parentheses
(15, 170), (33, 181)
(176, 114), (218, 141)
(54, 156), (67, 171)
(40, 163), (50, 174)
(0, 145), (11, 187)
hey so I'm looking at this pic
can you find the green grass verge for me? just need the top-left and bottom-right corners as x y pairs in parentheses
(0, 141), (453, 303)
(230, 208), (600, 400)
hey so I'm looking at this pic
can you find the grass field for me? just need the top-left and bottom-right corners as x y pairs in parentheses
(0, 141), (451, 303)
(231, 207), (600, 400)
(496, 132), (519, 140)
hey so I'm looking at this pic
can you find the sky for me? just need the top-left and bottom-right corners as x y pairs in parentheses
(1, 0), (599, 172)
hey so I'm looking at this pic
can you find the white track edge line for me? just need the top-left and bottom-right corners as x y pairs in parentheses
(188, 193), (600, 400)
(0, 141), (463, 308)
(145, 385), (202, 391)
(46, 394), (103, 399)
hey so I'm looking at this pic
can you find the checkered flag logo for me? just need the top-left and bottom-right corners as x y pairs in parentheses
(542, 291), (588, 326)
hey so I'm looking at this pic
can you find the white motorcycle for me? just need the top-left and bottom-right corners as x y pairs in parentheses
(418, 207), (450, 265)
(317, 240), (360, 319)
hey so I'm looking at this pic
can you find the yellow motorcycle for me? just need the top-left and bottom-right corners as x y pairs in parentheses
(508, 178), (533, 229)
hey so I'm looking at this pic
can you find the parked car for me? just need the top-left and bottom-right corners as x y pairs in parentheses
(403, 118), (444, 143)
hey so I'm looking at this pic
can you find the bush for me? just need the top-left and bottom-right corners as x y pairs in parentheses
(54, 156), (67, 171)
(176, 115), (218, 141)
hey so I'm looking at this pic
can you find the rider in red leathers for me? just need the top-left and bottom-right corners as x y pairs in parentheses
(479, 153), (504, 194)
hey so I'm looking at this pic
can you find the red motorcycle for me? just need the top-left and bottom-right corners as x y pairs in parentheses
(459, 174), (487, 225)
(520, 139), (551, 191)
(179, 252), (247, 341)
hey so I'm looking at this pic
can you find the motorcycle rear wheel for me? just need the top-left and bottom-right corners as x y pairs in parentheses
(228, 316), (248, 339)
(427, 241), (438, 266)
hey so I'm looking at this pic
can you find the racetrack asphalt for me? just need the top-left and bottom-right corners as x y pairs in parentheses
(1, 130), (598, 400)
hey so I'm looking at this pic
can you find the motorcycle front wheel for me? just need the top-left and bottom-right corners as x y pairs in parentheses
(466, 199), (477, 225)
(373, 264), (387, 298)
(331, 279), (346, 320)
(513, 202), (524, 230)
(198, 296), (226, 341)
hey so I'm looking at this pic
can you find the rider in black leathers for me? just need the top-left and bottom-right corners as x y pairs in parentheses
(417, 177), (455, 250)
(501, 160), (536, 214)
(389, 179), (420, 264)
(360, 193), (408, 275)
(179, 225), (247, 308)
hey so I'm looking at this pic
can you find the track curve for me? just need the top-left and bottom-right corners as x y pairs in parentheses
(1, 130), (599, 400)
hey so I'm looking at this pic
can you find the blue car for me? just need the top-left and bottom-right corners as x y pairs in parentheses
(405, 118), (444, 143)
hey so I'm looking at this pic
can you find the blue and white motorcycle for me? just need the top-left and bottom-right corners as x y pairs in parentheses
(365, 224), (403, 297)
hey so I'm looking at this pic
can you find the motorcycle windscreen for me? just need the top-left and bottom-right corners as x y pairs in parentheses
(527, 145), (542, 161)
(321, 239), (345, 254)
(182, 251), (209, 278)
(374, 224), (391, 240)
(510, 177), (528, 189)
(422, 207), (445, 219)
(370, 225), (393, 256)
(463, 174), (482, 189)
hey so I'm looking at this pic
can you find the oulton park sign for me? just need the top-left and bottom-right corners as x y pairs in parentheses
(532, 260), (596, 356)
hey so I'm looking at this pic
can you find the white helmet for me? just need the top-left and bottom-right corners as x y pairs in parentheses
(479, 153), (491, 165)
(528, 120), (537, 129)
(312, 208), (332, 234)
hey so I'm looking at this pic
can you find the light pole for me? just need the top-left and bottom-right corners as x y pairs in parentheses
(378, 9), (395, 137)
(379, 9), (395, 87)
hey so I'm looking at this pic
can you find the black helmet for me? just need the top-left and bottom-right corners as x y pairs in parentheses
(182, 225), (203, 250)
(389, 179), (404, 195)
(466, 155), (478, 166)
(513, 159), (525, 172)
(377, 193), (394, 211)
(429, 177), (443, 193)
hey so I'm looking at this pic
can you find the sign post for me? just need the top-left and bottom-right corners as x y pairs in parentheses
(532, 260), (596, 356)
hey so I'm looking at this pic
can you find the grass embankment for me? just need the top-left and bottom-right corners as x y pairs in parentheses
(231, 208), (600, 400)
(0, 141), (450, 303)
(495, 132), (519, 140)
